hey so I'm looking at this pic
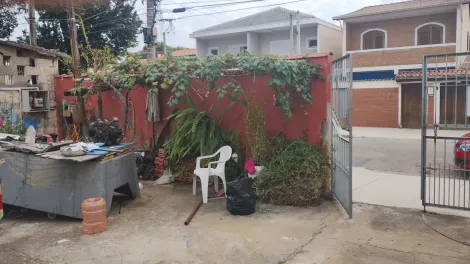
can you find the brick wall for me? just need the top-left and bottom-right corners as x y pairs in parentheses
(353, 88), (399, 127)
(353, 45), (456, 67)
(347, 12), (456, 50)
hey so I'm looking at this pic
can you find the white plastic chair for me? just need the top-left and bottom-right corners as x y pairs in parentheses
(193, 146), (232, 203)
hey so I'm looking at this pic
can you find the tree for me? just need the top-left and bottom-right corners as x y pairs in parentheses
(18, 0), (142, 72)
(155, 42), (186, 54)
(0, 0), (24, 39)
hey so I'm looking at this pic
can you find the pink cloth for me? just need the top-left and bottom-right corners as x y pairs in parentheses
(0, 119), (3, 126)
(244, 158), (256, 174)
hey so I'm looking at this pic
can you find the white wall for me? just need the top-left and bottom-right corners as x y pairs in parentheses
(299, 26), (318, 54)
(259, 30), (293, 55)
(247, 32), (260, 55)
(196, 39), (207, 57)
(204, 34), (247, 56)
(317, 24), (342, 59)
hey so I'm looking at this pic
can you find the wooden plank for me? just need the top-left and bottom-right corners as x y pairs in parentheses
(37, 150), (102, 162)
(0, 140), (73, 154)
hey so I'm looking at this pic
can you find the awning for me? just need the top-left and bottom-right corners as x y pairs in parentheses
(395, 69), (470, 82)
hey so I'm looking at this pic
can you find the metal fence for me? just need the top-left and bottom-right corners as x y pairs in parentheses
(331, 54), (353, 218)
(422, 52), (470, 211)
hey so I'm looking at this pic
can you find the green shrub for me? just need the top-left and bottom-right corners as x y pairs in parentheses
(255, 137), (330, 207)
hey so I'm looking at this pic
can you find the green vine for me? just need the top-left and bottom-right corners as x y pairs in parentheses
(0, 108), (26, 135)
(91, 53), (323, 117)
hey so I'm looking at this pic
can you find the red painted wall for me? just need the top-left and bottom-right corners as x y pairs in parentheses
(55, 54), (332, 151)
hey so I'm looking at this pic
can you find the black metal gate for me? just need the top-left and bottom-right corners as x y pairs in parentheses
(421, 52), (470, 211)
(331, 54), (353, 218)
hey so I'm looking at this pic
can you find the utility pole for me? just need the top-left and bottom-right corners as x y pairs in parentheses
(146, 0), (156, 59)
(163, 31), (166, 55)
(296, 11), (301, 55)
(67, 2), (80, 78)
(289, 13), (294, 55)
(29, 0), (37, 45)
(67, 0), (87, 135)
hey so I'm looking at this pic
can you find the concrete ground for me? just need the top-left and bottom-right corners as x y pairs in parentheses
(1, 184), (470, 264)
(352, 126), (470, 217)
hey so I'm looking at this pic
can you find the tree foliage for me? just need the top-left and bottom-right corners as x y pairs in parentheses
(18, 0), (142, 72)
(93, 52), (323, 117)
(0, 0), (24, 39)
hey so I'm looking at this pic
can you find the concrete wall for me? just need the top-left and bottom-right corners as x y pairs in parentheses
(196, 39), (207, 58)
(347, 12), (457, 51)
(460, 4), (470, 52)
(247, 32), (260, 55)
(318, 25), (342, 60)
(0, 44), (60, 134)
(299, 26), (318, 54)
(259, 30), (292, 55)
(56, 54), (333, 149)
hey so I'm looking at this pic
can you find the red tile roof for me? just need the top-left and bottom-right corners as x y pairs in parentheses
(172, 49), (196, 57)
(395, 69), (470, 80)
(333, 0), (470, 20)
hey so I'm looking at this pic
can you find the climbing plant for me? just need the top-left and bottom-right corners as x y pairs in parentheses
(91, 52), (323, 117)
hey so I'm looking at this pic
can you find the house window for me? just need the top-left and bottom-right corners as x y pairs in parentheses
(29, 58), (35, 67)
(209, 47), (219, 55)
(4, 75), (13, 85)
(3, 56), (11, 66)
(416, 23), (444, 45)
(307, 37), (318, 51)
(362, 29), (386, 50)
(17, 66), (25, 76)
(31, 75), (38, 85)
(16, 49), (24, 57)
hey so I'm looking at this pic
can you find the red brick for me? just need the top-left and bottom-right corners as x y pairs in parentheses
(347, 12), (456, 50)
(353, 88), (399, 127)
(353, 46), (456, 67)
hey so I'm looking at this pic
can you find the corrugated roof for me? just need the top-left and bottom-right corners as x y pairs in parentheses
(395, 69), (470, 80)
(0, 40), (70, 59)
(333, 0), (469, 20)
(172, 49), (196, 57)
(193, 7), (315, 34)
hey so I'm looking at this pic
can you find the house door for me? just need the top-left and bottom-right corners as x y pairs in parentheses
(401, 83), (422, 128)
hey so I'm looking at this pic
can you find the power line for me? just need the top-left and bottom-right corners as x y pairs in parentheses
(161, 0), (232, 5)
(171, 0), (307, 19)
(171, 0), (264, 10)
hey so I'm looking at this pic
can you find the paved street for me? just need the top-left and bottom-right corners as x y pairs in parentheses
(351, 128), (470, 217)
(354, 137), (461, 176)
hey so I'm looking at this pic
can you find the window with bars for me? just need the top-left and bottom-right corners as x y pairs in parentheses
(362, 30), (385, 50)
(417, 24), (443, 45)
(4, 75), (13, 85)
(3, 56), (11, 66)
(17, 66), (25, 76)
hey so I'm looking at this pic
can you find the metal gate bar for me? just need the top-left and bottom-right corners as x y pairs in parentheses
(421, 52), (470, 211)
(331, 54), (353, 218)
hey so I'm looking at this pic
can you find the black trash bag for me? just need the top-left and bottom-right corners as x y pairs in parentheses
(226, 177), (256, 215)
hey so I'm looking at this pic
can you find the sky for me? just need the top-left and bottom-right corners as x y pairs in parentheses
(11, 0), (402, 52)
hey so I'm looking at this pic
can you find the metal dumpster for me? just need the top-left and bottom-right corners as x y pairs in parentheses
(0, 151), (140, 219)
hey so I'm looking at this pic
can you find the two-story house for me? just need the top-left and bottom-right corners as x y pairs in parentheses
(0, 40), (69, 134)
(334, 0), (469, 128)
(191, 7), (342, 59)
